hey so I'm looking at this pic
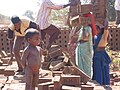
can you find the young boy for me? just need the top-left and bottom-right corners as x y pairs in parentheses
(21, 28), (47, 90)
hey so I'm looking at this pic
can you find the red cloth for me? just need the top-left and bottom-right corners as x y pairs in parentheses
(83, 13), (97, 37)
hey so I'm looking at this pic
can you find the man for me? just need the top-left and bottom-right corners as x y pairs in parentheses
(35, 0), (75, 50)
(8, 15), (39, 72)
(114, 0), (120, 25)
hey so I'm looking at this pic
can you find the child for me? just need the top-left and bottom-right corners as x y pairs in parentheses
(21, 28), (47, 90)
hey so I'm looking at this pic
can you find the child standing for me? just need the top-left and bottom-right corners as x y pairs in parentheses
(21, 28), (46, 90)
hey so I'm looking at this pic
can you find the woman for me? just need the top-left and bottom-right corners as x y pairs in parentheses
(76, 23), (93, 77)
(92, 20), (111, 85)
(68, 15), (80, 65)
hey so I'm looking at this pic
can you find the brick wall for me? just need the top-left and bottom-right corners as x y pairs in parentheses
(0, 27), (70, 53)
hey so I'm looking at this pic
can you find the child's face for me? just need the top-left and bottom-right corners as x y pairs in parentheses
(28, 34), (40, 46)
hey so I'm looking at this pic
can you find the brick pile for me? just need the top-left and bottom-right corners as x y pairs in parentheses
(0, 47), (120, 90)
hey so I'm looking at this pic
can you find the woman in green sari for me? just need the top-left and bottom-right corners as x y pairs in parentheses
(76, 25), (93, 77)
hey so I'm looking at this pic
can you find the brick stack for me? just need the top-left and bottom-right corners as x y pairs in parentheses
(108, 26), (120, 51)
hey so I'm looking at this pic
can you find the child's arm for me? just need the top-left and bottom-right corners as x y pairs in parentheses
(21, 48), (30, 69)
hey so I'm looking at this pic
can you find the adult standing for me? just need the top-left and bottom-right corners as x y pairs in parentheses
(35, 0), (74, 50)
(114, 0), (120, 25)
(92, 20), (111, 85)
(75, 16), (93, 78)
(8, 15), (39, 72)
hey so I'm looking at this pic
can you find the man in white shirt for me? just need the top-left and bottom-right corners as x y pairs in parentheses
(35, 0), (75, 50)
(114, 0), (120, 25)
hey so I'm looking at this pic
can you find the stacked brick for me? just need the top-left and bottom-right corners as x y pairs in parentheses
(0, 27), (69, 53)
(108, 26), (120, 51)
(0, 29), (26, 53)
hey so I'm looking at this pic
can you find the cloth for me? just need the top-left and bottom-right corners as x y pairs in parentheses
(92, 32), (111, 85)
(40, 24), (60, 46)
(76, 26), (93, 77)
(114, 0), (120, 11)
(35, 0), (63, 29)
(83, 13), (97, 37)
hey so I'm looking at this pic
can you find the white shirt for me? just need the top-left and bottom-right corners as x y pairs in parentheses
(35, 0), (63, 30)
(114, 0), (120, 10)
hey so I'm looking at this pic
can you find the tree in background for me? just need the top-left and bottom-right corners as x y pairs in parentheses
(23, 10), (34, 20)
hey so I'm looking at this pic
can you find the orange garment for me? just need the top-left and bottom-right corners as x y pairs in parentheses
(83, 13), (97, 37)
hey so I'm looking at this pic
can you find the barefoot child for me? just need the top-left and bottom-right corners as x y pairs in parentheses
(21, 28), (47, 90)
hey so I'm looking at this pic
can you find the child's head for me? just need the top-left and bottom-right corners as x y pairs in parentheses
(25, 29), (40, 46)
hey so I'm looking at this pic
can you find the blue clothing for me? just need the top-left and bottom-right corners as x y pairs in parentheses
(92, 33), (111, 85)
(76, 26), (93, 77)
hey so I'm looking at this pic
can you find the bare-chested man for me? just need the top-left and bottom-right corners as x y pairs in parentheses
(21, 29), (47, 90)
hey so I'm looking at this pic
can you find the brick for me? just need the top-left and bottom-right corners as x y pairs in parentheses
(49, 60), (63, 70)
(60, 74), (81, 87)
(94, 86), (106, 90)
(81, 85), (94, 90)
(48, 45), (60, 53)
(1, 57), (9, 64)
(52, 71), (63, 77)
(62, 85), (81, 90)
(0, 60), (3, 66)
(50, 56), (68, 71)
(48, 85), (54, 90)
(49, 49), (63, 59)
(4, 66), (16, 76)
(42, 62), (50, 69)
(38, 82), (53, 90)
(1, 50), (7, 57)
(38, 77), (52, 84)
(54, 76), (61, 90)
(63, 66), (90, 84)
(0, 66), (6, 74)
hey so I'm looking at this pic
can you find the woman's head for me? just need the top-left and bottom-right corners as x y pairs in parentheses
(25, 29), (40, 46)
(96, 23), (104, 35)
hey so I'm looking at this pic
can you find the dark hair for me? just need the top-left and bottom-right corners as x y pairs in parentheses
(11, 15), (20, 24)
(96, 25), (104, 35)
(25, 29), (40, 40)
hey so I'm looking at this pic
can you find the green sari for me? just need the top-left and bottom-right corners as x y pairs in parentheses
(76, 26), (93, 77)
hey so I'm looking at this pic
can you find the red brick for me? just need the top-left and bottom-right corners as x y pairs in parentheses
(81, 85), (94, 90)
(49, 49), (62, 59)
(48, 85), (54, 90)
(38, 82), (53, 90)
(0, 66), (6, 74)
(52, 71), (63, 77)
(60, 74), (81, 87)
(54, 76), (61, 90)
(4, 66), (16, 76)
(63, 66), (90, 84)
(38, 77), (52, 84)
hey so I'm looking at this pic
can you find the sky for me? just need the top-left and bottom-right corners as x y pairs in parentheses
(0, 0), (69, 17)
